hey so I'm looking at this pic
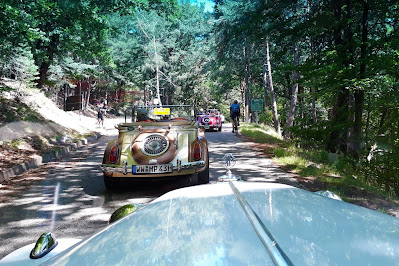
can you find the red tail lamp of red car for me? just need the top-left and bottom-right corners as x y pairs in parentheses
(109, 146), (119, 163)
(194, 143), (201, 161)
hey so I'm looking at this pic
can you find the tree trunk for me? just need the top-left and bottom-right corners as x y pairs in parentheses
(310, 38), (317, 124)
(377, 108), (388, 135)
(35, 34), (60, 89)
(311, 89), (317, 124)
(85, 81), (91, 110)
(240, 79), (245, 117)
(352, 0), (369, 154)
(328, 0), (353, 153)
(365, 93), (371, 148)
(262, 41), (269, 109)
(37, 61), (51, 89)
(265, 41), (281, 136)
(284, 45), (300, 140)
(243, 43), (250, 121)
(328, 89), (350, 153)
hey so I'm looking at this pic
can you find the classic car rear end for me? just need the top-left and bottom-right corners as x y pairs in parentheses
(100, 105), (209, 188)
(196, 109), (222, 131)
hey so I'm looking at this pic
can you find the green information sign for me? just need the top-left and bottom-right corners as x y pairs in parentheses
(251, 99), (263, 111)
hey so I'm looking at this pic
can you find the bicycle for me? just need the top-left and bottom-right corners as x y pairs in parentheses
(230, 100), (240, 133)
(232, 114), (239, 133)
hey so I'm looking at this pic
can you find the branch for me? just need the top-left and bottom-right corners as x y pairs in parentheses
(158, 70), (179, 89)
(136, 16), (151, 40)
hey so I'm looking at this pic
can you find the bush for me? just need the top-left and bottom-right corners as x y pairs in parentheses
(258, 109), (274, 125)
(274, 148), (290, 157)
(359, 141), (399, 197)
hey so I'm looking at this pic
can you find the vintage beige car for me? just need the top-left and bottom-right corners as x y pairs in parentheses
(100, 105), (209, 189)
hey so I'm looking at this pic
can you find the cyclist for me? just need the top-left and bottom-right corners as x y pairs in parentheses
(230, 100), (240, 133)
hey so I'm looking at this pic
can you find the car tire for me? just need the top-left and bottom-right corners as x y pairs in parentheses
(198, 166), (209, 184)
(198, 157), (209, 184)
(218, 125), (222, 132)
(104, 175), (120, 189)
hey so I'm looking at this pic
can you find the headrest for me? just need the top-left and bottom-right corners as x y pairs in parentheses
(136, 108), (149, 121)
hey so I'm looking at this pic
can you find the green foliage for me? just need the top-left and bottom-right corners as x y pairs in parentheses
(216, 103), (230, 119)
(2, 0), (399, 197)
(273, 148), (288, 158)
(359, 142), (399, 197)
(0, 97), (43, 123)
(289, 121), (331, 149)
(0, 0), (149, 88)
(258, 110), (274, 125)
(0, 86), (13, 93)
(241, 123), (399, 200)
(211, 0), (399, 185)
(48, 57), (98, 84)
(9, 139), (22, 150)
(1, 0), (214, 101)
(10, 46), (38, 85)
(146, 0), (182, 21)
(107, 2), (212, 105)
(0, 44), (38, 86)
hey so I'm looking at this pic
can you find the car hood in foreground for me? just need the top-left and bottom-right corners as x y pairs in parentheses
(38, 182), (399, 265)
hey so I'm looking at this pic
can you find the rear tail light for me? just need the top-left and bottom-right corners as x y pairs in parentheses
(194, 143), (201, 161)
(109, 145), (119, 163)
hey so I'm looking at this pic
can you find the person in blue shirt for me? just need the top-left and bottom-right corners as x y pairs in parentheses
(230, 100), (240, 133)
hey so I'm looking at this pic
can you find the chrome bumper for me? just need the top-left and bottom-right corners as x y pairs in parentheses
(101, 160), (206, 175)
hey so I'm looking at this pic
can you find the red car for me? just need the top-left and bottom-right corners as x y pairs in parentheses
(196, 109), (222, 131)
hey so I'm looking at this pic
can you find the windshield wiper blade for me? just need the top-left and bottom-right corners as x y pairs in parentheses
(228, 181), (293, 266)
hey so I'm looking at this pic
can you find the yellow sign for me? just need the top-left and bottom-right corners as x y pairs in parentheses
(154, 108), (170, 115)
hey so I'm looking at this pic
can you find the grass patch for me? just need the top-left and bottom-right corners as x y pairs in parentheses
(240, 123), (398, 202)
(1, 139), (23, 150)
(240, 124), (285, 145)
(10, 139), (23, 149)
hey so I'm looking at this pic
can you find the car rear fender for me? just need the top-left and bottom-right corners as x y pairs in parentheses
(190, 137), (208, 172)
(102, 139), (120, 165)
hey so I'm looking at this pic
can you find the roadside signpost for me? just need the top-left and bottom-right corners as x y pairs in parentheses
(250, 99), (263, 124)
(250, 99), (263, 111)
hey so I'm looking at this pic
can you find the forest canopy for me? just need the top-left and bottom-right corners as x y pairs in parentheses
(1, 0), (398, 195)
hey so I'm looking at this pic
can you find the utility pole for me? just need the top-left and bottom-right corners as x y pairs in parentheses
(153, 36), (162, 106)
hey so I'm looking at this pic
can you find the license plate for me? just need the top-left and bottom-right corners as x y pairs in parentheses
(132, 164), (173, 174)
(204, 125), (210, 129)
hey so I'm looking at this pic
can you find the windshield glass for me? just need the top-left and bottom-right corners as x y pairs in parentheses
(131, 105), (194, 121)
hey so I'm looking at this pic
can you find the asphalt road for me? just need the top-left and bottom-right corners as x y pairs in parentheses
(0, 121), (297, 260)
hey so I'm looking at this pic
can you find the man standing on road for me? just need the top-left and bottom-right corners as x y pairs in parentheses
(230, 100), (240, 133)
(97, 105), (105, 127)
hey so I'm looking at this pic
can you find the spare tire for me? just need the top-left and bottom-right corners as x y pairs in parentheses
(131, 130), (177, 164)
(202, 116), (210, 124)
